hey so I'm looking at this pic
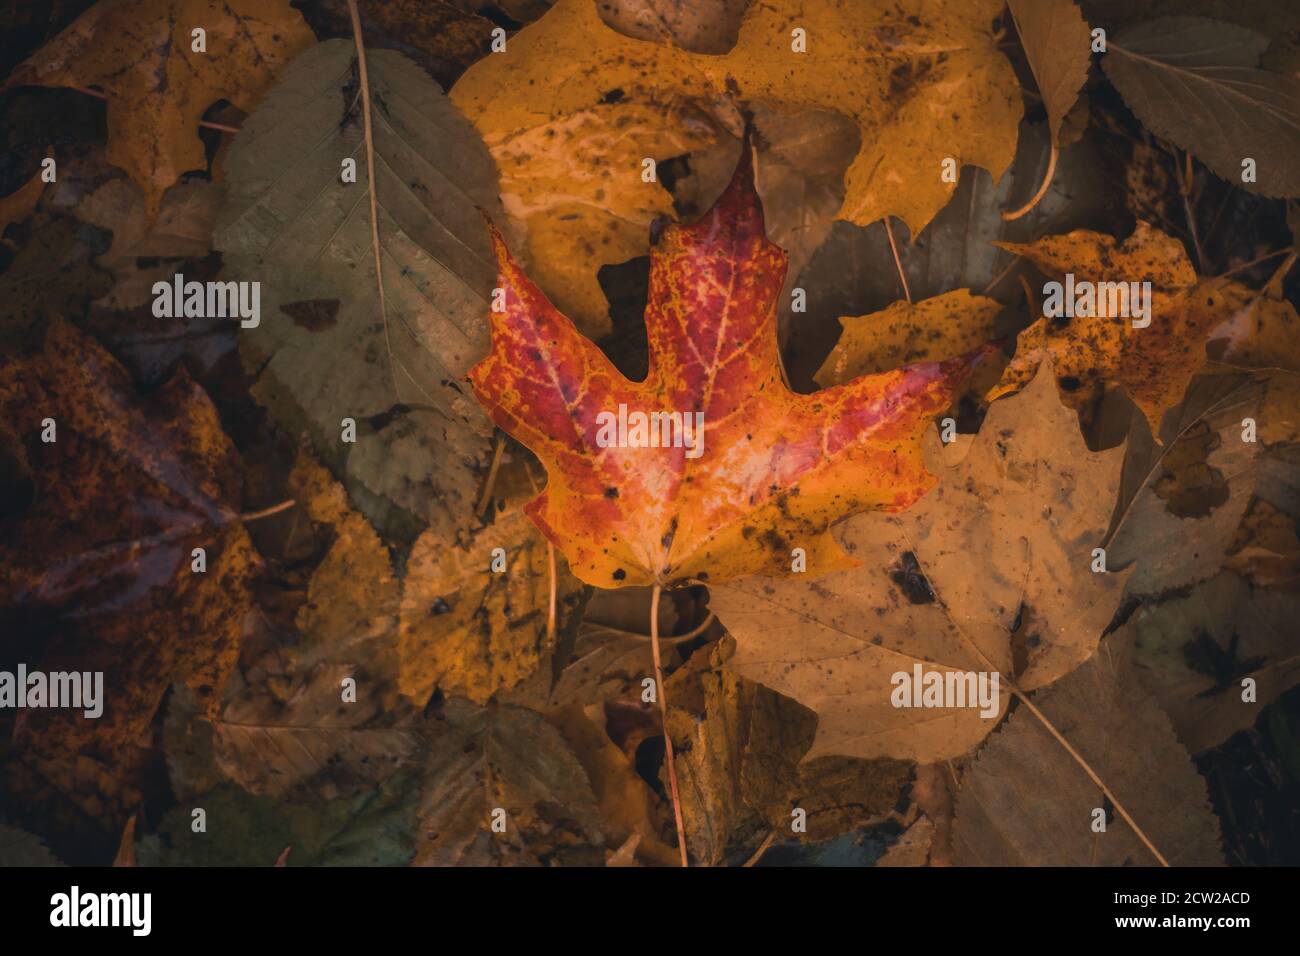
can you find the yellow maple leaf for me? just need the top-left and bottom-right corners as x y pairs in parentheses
(6, 0), (314, 219)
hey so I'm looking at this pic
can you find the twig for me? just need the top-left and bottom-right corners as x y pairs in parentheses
(651, 583), (689, 866)
(239, 499), (297, 522)
(522, 461), (557, 646)
(883, 216), (912, 304)
(346, 0), (397, 399)
(1176, 149), (1204, 272)
(585, 611), (717, 644)
(112, 815), (137, 867)
(475, 431), (506, 517)
(983, 253), (1024, 297)
(70, 86), (242, 133)
(545, 538), (557, 647)
(1215, 247), (1292, 279)
(1002, 141), (1057, 222)
(742, 830), (777, 867)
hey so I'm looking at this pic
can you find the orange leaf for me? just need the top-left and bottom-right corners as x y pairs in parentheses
(469, 149), (991, 589)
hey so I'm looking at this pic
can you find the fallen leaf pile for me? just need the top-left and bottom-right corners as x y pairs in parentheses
(2, 0), (1300, 871)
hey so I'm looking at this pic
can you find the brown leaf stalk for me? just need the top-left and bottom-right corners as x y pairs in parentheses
(346, 0), (397, 398)
(651, 583), (689, 866)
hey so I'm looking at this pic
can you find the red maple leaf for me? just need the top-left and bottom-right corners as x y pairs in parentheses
(470, 149), (990, 589)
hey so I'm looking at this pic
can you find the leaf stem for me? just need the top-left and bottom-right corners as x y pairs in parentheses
(883, 216), (912, 305)
(651, 583), (689, 866)
(585, 611), (717, 644)
(69, 85), (242, 133)
(475, 431), (506, 517)
(1002, 141), (1057, 222)
(239, 499), (297, 522)
(346, 0), (397, 399)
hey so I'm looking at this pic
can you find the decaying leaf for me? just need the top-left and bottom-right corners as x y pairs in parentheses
(0, 824), (64, 867)
(1106, 371), (1273, 597)
(471, 149), (987, 589)
(139, 775), (422, 866)
(995, 221), (1241, 432)
(5, 0), (314, 218)
(399, 484), (585, 706)
(1124, 571), (1300, 754)
(451, 0), (1022, 333)
(1206, 261), (1300, 373)
(598, 0), (748, 53)
(711, 366), (1128, 761)
(0, 147), (52, 232)
(1008, 0), (1091, 153)
(71, 176), (219, 310)
(303, 0), (496, 87)
(663, 640), (910, 865)
(549, 702), (679, 867)
(0, 318), (257, 756)
(1103, 17), (1300, 198)
(415, 699), (604, 865)
(0, 212), (113, 350)
(814, 290), (1004, 387)
(216, 39), (505, 541)
(953, 640), (1223, 866)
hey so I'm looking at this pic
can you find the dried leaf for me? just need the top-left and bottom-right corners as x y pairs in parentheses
(414, 699), (604, 865)
(1124, 571), (1300, 753)
(814, 290), (1004, 387)
(5, 0), (314, 217)
(711, 366), (1128, 761)
(0, 318), (256, 756)
(399, 498), (584, 706)
(1008, 0), (1091, 147)
(470, 151), (986, 589)
(1103, 17), (1300, 197)
(215, 40), (505, 540)
(995, 222), (1233, 432)
(451, 0), (1022, 333)
(0, 824), (64, 866)
(953, 640), (1223, 866)
(1107, 373), (1267, 596)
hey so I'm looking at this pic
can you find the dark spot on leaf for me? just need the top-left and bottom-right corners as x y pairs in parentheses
(889, 551), (935, 604)
(280, 298), (340, 331)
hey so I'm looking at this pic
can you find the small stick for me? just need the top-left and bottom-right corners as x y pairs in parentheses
(585, 611), (716, 644)
(523, 461), (557, 647)
(651, 583), (689, 866)
(1215, 247), (1292, 279)
(239, 499), (297, 522)
(743, 830), (777, 867)
(883, 216), (912, 305)
(475, 432), (506, 517)
(346, 0), (398, 399)
(1176, 149), (1204, 272)
(71, 86), (241, 133)
(1002, 141), (1058, 221)
(545, 540), (557, 646)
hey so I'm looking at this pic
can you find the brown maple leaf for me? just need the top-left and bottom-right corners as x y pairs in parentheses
(5, 0), (314, 218)
(469, 149), (991, 589)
